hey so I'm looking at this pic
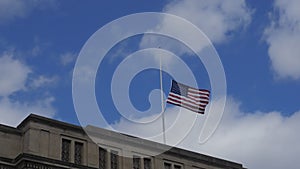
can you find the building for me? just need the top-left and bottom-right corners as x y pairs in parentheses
(0, 114), (245, 169)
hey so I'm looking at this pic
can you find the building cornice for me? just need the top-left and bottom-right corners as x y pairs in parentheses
(0, 124), (22, 135)
(17, 114), (85, 134)
(1, 114), (245, 169)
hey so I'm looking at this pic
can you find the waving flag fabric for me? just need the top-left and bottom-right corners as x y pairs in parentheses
(166, 80), (210, 114)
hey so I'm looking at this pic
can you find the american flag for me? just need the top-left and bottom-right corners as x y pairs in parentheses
(166, 80), (210, 114)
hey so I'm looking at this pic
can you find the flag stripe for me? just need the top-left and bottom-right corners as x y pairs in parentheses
(187, 93), (210, 100)
(188, 92), (210, 97)
(168, 93), (208, 107)
(166, 96), (207, 111)
(188, 88), (210, 95)
(187, 96), (209, 104)
(166, 100), (205, 114)
(166, 98), (203, 111)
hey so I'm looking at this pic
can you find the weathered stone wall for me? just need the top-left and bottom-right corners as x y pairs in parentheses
(0, 126), (21, 159)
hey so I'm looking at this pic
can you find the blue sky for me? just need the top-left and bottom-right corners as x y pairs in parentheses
(1, 0), (300, 169)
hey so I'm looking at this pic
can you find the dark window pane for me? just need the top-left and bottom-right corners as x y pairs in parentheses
(133, 156), (141, 169)
(111, 150), (119, 169)
(144, 158), (151, 169)
(164, 163), (171, 169)
(174, 165), (182, 169)
(61, 139), (71, 162)
(99, 147), (107, 169)
(74, 142), (83, 164)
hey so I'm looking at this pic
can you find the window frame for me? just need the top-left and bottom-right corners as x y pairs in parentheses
(60, 136), (86, 165)
(132, 152), (153, 169)
(99, 146), (108, 169)
(61, 138), (71, 162)
(143, 157), (152, 169)
(133, 155), (141, 169)
(74, 141), (84, 165)
(110, 150), (119, 169)
(97, 144), (122, 169)
(163, 161), (184, 169)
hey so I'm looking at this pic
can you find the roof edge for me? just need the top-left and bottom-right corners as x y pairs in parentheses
(13, 114), (245, 168)
(16, 114), (84, 134)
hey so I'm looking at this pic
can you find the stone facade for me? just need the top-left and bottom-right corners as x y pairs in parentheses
(0, 114), (246, 169)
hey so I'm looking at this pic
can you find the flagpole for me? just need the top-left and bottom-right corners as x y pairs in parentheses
(160, 53), (166, 144)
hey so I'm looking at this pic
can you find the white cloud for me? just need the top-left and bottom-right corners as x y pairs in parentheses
(0, 96), (55, 126)
(140, 0), (252, 55)
(0, 53), (31, 96)
(28, 75), (58, 89)
(164, 0), (252, 43)
(265, 0), (300, 80)
(0, 53), (56, 126)
(111, 97), (300, 169)
(60, 52), (77, 66)
(0, 0), (57, 23)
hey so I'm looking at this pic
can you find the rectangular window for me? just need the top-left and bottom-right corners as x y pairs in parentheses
(61, 139), (71, 162)
(74, 142), (83, 164)
(99, 147), (107, 169)
(174, 165), (182, 169)
(144, 158), (151, 169)
(133, 156), (141, 169)
(111, 150), (119, 169)
(164, 163), (172, 169)
(164, 161), (183, 169)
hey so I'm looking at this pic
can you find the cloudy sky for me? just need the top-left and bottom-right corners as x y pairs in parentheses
(1, 0), (300, 169)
